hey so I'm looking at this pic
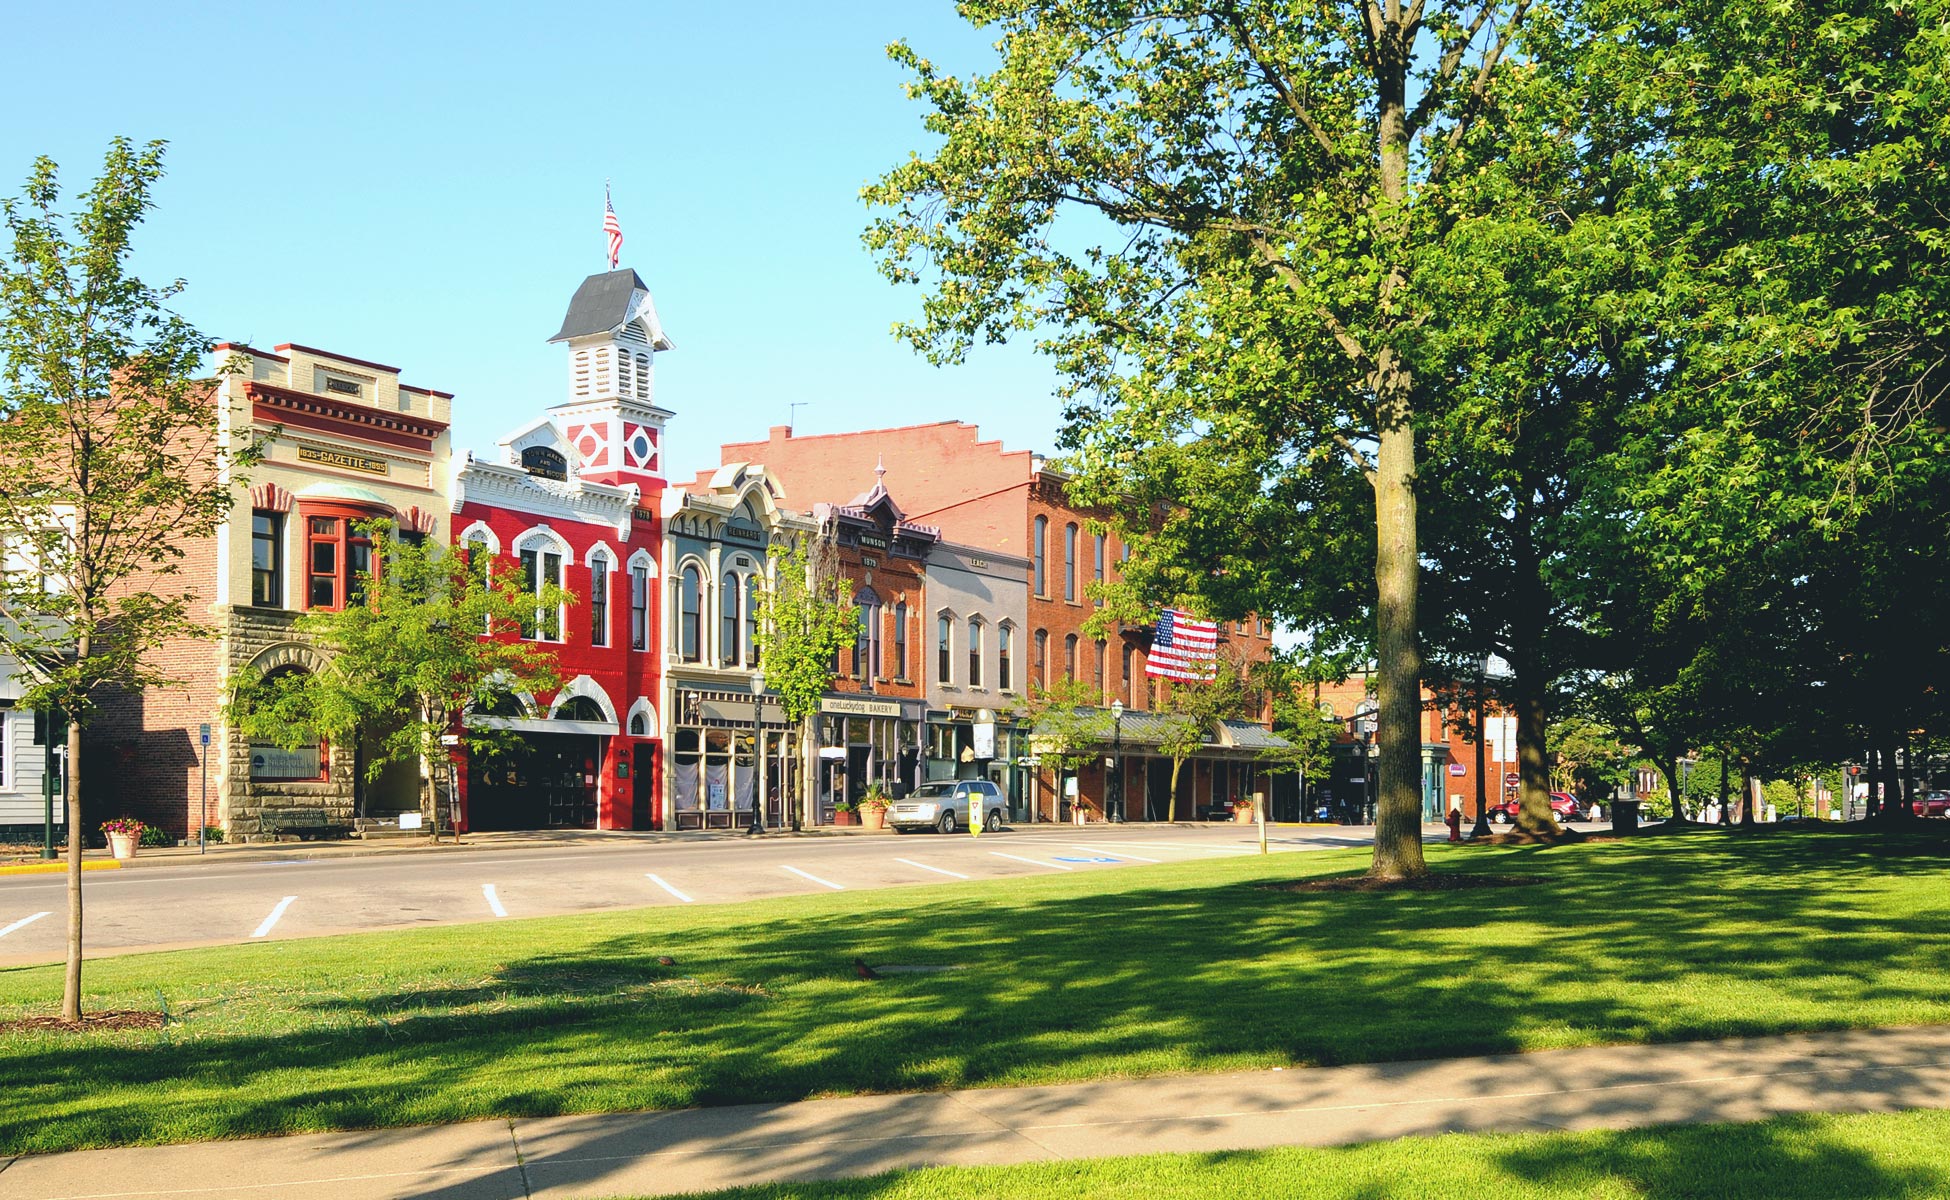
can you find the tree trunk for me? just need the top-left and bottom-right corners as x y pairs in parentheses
(1740, 762), (1755, 827)
(1719, 754), (1731, 825)
(62, 706), (84, 1023)
(1507, 498), (1557, 836)
(1657, 755), (1682, 825)
(1168, 756), (1184, 822)
(1364, 30), (1427, 883)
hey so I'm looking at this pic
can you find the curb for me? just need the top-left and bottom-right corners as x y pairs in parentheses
(0, 859), (122, 876)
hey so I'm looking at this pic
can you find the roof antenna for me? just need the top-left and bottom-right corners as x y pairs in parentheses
(787, 401), (807, 433)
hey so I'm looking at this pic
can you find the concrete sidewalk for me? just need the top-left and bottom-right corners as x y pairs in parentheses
(3, 1025), (1947, 1200)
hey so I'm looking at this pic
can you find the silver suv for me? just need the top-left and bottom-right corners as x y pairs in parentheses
(890, 780), (1005, 833)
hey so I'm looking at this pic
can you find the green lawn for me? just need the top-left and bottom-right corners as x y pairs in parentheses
(668, 1109), (1950, 1199)
(3, 828), (1948, 1156)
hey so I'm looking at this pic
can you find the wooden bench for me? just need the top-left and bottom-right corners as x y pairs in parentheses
(263, 808), (351, 841)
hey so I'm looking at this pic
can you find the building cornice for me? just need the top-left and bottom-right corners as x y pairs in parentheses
(247, 381), (450, 439)
(452, 456), (642, 535)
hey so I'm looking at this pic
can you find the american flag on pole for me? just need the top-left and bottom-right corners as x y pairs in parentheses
(603, 186), (624, 270)
(1145, 609), (1219, 682)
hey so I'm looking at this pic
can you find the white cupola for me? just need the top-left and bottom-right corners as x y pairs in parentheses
(546, 268), (673, 487)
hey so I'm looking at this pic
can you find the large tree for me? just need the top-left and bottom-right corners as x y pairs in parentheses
(869, 0), (1554, 878)
(0, 140), (263, 1021)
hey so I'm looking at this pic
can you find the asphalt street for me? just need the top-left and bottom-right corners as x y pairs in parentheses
(0, 823), (1407, 966)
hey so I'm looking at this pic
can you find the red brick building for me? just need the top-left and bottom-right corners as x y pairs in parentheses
(447, 268), (672, 831)
(711, 422), (1280, 822)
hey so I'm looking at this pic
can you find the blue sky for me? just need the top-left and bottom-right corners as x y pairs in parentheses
(1, 1), (1065, 486)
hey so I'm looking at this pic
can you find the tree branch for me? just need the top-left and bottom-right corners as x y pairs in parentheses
(1405, 0), (1500, 137)
(1217, 2), (1348, 168)
(1425, 0), (1533, 187)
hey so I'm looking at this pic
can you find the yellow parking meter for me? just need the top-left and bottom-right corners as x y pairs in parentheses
(969, 786), (981, 838)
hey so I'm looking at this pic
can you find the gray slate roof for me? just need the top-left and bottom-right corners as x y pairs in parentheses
(549, 269), (651, 343)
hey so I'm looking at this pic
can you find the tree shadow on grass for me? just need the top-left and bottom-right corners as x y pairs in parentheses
(0, 830), (1947, 1169)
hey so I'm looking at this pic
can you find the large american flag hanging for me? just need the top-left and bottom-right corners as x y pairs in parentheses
(603, 187), (624, 269)
(1145, 609), (1219, 682)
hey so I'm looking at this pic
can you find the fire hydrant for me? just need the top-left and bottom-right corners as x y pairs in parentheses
(1445, 805), (1463, 842)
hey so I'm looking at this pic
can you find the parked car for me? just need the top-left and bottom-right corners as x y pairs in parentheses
(889, 780), (1005, 833)
(1488, 791), (1585, 824)
(1913, 791), (1950, 818)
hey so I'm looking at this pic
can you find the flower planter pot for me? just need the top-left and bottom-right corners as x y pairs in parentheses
(833, 810), (859, 827)
(107, 832), (136, 860)
(1233, 804), (1256, 825)
(863, 807), (888, 831)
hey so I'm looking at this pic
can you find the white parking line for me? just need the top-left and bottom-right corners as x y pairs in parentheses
(251, 895), (297, 939)
(0, 911), (50, 940)
(990, 851), (1073, 871)
(482, 884), (508, 918)
(1094, 840), (1253, 855)
(1072, 845), (1162, 863)
(646, 873), (695, 903)
(896, 858), (971, 880)
(781, 865), (846, 891)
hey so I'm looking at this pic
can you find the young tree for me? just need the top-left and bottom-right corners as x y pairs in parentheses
(869, 1), (1552, 878)
(754, 539), (856, 826)
(0, 140), (264, 1022)
(1017, 677), (1110, 819)
(225, 524), (569, 818)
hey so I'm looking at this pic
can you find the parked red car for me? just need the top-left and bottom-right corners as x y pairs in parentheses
(1488, 791), (1586, 824)
(1914, 792), (1950, 818)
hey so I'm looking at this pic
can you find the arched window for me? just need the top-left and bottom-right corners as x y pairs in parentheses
(1093, 638), (1106, 695)
(589, 551), (611, 647)
(744, 576), (760, 667)
(967, 616), (984, 688)
(1093, 533), (1106, 607)
(721, 573), (742, 666)
(516, 535), (565, 640)
(1034, 628), (1048, 688)
(1063, 523), (1078, 601)
(631, 562), (650, 650)
(679, 565), (702, 662)
(1064, 633), (1078, 681)
(1032, 515), (1047, 597)
(998, 623), (1014, 691)
(891, 601), (908, 679)
(855, 591), (882, 679)
(556, 695), (607, 722)
(629, 711), (649, 736)
(248, 666), (327, 780)
(938, 613), (953, 684)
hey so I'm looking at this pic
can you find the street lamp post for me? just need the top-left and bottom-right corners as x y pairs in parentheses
(1471, 654), (1492, 839)
(748, 670), (767, 836)
(1109, 699), (1124, 823)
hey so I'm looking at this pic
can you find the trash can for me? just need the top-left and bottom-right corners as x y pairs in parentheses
(1612, 799), (1641, 835)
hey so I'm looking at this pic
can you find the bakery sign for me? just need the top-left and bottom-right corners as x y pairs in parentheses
(297, 445), (389, 476)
